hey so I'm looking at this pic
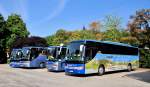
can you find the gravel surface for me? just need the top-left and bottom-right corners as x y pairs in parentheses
(0, 64), (149, 87)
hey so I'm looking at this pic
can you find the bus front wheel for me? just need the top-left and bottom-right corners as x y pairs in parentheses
(39, 62), (45, 68)
(98, 65), (105, 76)
(127, 63), (132, 72)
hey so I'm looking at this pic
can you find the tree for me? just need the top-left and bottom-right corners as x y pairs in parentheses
(46, 35), (56, 46)
(128, 9), (150, 68)
(69, 30), (96, 41)
(0, 14), (9, 63)
(103, 15), (121, 31)
(6, 14), (30, 48)
(102, 15), (123, 41)
(46, 29), (71, 46)
(103, 28), (123, 41)
(89, 21), (101, 32)
(46, 29), (100, 46)
(13, 36), (48, 48)
(0, 14), (6, 48)
(128, 9), (150, 47)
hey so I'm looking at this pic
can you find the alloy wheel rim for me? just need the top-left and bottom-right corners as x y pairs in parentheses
(99, 67), (104, 74)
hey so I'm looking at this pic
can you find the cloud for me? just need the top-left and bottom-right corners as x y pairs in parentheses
(38, 0), (69, 23)
(13, 0), (28, 21)
(46, 0), (68, 20)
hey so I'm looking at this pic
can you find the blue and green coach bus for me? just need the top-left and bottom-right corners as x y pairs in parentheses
(65, 40), (139, 75)
(46, 46), (67, 71)
(10, 47), (47, 68)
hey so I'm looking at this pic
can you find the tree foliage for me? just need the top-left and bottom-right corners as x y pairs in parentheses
(46, 15), (133, 46)
(6, 14), (30, 48)
(0, 14), (9, 63)
(0, 13), (30, 63)
(128, 9), (150, 47)
(128, 9), (150, 67)
(89, 21), (101, 32)
(13, 36), (48, 48)
(0, 14), (6, 48)
(103, 15), (121, 31)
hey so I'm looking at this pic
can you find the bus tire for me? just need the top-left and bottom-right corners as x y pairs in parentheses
(98, 65), (105, 76)
(39, 62), (45, 68)
(127, 63), (132, 72)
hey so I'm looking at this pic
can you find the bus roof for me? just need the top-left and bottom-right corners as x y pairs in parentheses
(70, 40), (138, 48)
(48, 46), (66, 48)
(22, 46), (46, 49)
(12, 48), (22, 51)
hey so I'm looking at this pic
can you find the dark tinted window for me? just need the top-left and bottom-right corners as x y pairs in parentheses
(60, 48), (67, 57)
(47, 47), (57, 58)
(86, 41), (138, 55)
(85, 41), (99, 62)
(99, 43), (138, 55)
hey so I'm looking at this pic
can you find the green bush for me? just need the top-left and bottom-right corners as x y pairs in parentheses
(140, 49), (150, 68)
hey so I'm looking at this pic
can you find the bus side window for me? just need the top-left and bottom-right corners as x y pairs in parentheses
(85, 47), (98, 62)
(85, 48), (92, 62)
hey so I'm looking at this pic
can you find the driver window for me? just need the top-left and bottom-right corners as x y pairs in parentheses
(85, 47), (93, 62)
(85, 47), (98, 62)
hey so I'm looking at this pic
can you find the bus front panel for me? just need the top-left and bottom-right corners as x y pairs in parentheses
(65, 63), (85, 74)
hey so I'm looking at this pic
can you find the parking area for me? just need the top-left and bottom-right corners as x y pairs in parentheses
(0, 64), (149, 87)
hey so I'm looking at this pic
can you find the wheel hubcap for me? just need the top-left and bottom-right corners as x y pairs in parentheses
(99, 67), (103, 74)
(128, 65), (131, 70)
(40, 63), (44, 68)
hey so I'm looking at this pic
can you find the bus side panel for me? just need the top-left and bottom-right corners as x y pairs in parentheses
(85, 58), (99, 74)
(30, 55), (47, 67)
(85, 54), (139, 74)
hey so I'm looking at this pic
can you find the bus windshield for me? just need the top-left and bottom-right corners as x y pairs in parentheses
(47, 47), (66, 61)
(47, 47), (57, 61)
(10, 49), (22, 61)
(22, 47), (42, 61)
(66, 42), (84, 62)
(59, 47), (66, 59)
(22, 48), (30, 60)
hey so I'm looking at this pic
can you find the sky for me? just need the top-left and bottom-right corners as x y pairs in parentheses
(0, 0), (150, 37)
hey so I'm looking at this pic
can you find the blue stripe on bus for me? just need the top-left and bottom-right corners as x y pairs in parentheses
(95, 54), (139, 62)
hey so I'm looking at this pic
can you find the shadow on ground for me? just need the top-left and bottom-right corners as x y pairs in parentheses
(67, 70), (129, 77)
(127, 70), (150, 83)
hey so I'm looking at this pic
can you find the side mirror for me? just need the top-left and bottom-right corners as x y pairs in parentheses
(80, 45), (84, 52)
(80, 45), (85, 61)
(26, 50), (29, 54)
(58, 47), (62, 55)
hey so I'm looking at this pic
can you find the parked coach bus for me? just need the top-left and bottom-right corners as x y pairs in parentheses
(9, 48), (22, 67)
(10, 47), (47, 68)
(46, 46), (67, 71)
(65, 40), (139, 75)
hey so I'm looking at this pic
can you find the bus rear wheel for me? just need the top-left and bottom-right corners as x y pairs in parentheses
(127, 64), (132, 72)
(98, 65), (105, 76)
(39, 62), (45, 68)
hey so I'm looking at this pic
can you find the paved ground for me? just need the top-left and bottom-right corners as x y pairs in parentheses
(0, 64), (150, 87)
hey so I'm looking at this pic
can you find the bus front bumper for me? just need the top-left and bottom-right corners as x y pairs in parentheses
(10, 61), (31, 68)
(65, 64), (85, 75)
(46, 61), (65, 71)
